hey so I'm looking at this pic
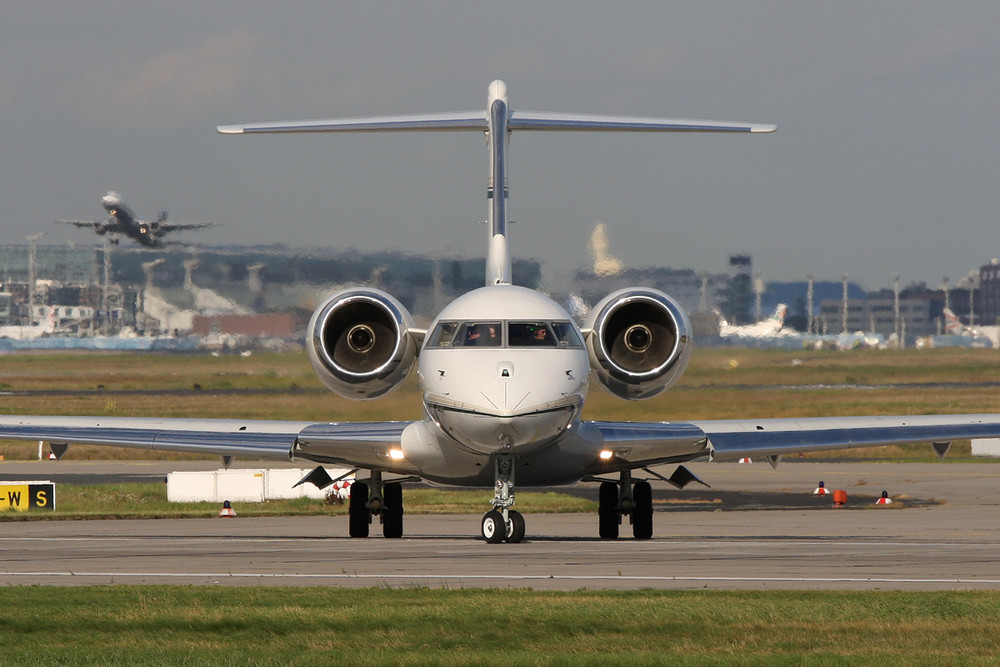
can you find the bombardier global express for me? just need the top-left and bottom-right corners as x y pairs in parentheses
(58, 191), (217, 248)
(8, 81), (1000, 543)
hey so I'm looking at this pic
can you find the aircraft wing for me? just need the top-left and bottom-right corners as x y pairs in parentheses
(591, 414), (1000, 468)
(56, 219), (103, 229)
(158, 221), (219, 232)
(3, 413), (996, 480)
(0, 416), (415, 472)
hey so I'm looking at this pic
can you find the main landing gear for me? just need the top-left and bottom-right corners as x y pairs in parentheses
(349, 470), (404, 538)
(481, 452), (526, 543)
(598, 470), (653, 540)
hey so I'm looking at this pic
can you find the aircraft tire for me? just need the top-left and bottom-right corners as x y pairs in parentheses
(506, 510), (525, 543)
(632, 481), (653, 540)
(349, 482), (370, 538)
(598, 481), (620, 539)
(382, 482), (404, 538)
(481, 510), (505, 544)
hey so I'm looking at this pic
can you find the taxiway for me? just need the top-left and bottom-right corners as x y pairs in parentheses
(1, 461), (998, 590)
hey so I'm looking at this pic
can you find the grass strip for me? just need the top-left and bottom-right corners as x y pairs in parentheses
(0, 483), (596, 521)
(1, 587), (999, 665)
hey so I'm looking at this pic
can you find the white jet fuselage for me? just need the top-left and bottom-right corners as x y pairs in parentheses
(418, 285), (590, 458)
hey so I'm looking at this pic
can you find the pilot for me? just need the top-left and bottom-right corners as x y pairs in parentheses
(532, 326), (549, 343)
(466, 324), (500, 346)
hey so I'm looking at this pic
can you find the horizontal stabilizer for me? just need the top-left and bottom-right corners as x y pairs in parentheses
(218, 111), (487, 135)
(509, 111), (775, 133)
(219, 111), (774, 136)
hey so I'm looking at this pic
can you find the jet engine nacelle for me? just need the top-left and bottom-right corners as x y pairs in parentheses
(584, 287), (692, 400)
(307, 287), (417, 400)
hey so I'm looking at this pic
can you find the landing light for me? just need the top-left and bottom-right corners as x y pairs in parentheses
(599, 450), (614, 460)
(389, 449), (405, 460)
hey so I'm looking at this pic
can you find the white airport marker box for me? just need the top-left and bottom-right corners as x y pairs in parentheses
(167, 468), (350, 503)
(971, 438), (1000, 458)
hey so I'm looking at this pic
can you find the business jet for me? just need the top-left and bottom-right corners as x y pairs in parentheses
(7, 81), (1000, 543)
(57, 191), (218, 248)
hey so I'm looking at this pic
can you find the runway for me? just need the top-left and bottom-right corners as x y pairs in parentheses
(1, 460), (999, 590)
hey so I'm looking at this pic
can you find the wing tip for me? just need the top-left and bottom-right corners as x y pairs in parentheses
(217, 125), (245, 135)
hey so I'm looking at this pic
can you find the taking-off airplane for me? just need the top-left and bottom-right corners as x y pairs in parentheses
(57, 191), (217, 248)
(7, 80), (1000, 543)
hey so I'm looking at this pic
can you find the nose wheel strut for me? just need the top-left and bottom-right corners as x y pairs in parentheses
(482, 452), (525, 543)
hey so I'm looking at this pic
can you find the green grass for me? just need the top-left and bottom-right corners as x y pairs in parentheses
(0, 587), (998, 665)
(0, 484), (596, 521)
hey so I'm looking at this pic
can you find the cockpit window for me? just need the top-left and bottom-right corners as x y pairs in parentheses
(508, 322), (556, 347)
(455, 321), (502, 347)
(551, 321), (584, 347)
(427, 321), (459, 347)
(426, 320), (582, 348)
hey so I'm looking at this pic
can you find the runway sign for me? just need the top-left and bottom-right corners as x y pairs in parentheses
(0, 481), (55, 511)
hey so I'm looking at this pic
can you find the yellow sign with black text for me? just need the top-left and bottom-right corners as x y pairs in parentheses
(0, 482), (55, 511)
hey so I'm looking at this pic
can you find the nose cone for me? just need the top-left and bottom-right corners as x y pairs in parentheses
(425, 356), (588, 455)
(429, 400), (580, 455)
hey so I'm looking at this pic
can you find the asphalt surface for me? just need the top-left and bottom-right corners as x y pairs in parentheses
(1, 459), (998, 590)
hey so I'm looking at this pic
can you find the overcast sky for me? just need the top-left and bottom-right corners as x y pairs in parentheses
(4, 1), (1000, 292)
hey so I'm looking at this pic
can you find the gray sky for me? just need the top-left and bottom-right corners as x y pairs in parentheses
(4, 1), (1000, 292)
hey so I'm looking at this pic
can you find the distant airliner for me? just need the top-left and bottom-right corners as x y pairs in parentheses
(57, 191), (217, 248)
(6, 81), (1000, 544)
(718, 304), (789, 339)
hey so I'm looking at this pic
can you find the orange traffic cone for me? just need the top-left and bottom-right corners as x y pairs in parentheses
(47, 451), (57, 461)
(738, 458), (753, 464)
(875, 490), (893, 506)
(813, 481), (829, 495)
(218, 500), (237, 517)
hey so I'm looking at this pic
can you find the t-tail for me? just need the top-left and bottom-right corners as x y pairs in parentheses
(219, 80), (775, 286)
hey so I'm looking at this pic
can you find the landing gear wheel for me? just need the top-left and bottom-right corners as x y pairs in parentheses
(632, 481), (653, 540)
(382, 482), (403, 539)
(505, 510), (525, 543)
(349, 482), (370, 538)
(598, 481), (620, 540)
(481, 510), (505, 544)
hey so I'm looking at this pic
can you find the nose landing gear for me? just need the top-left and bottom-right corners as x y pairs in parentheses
(481, 452), (526, 543)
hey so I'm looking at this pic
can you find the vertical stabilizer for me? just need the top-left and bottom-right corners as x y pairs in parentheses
(486, 80), (512, 285)
(219, 81), (774, 289)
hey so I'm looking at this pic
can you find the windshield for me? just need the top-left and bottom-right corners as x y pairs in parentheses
(427, 320), (583, 349)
